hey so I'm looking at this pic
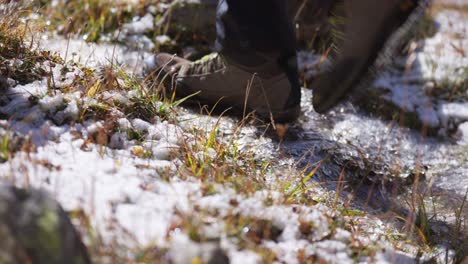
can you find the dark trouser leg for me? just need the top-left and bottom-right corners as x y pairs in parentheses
(215, 0), (301, 108)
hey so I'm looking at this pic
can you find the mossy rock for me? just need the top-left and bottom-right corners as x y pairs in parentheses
(0, 184), (90, 264)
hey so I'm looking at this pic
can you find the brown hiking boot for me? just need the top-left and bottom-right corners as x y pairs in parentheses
(145, 52), (301, 123)
(312, 0), (427, 113)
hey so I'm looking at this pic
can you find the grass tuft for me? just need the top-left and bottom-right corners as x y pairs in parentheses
(33, 0), (138, 42)
(0, 2), (63, 84)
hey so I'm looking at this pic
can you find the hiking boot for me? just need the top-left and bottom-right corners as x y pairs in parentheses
(312, 0), (426, 113)
(145, 52), (301, 123)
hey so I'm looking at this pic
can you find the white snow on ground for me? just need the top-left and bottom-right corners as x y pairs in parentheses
(0, 44), (422, 262)
(0, 101), (400, 262)
(1, 2), (466, 263)
(371, 10), (468, 139)
(40, 37), (152, 75)
(418, 11), (467, 82)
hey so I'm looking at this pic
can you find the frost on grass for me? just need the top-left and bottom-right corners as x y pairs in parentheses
(0, 0), (466, 263)
(0, 51), (427, 261)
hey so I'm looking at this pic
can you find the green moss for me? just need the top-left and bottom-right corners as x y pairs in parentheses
(37, 208), (61, 256)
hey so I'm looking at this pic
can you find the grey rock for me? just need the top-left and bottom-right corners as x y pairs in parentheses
(0, 184), (90, 264)
(110, 132), (128, 149)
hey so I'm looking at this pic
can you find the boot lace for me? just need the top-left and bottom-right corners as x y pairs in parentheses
(179, 52), (226, 76)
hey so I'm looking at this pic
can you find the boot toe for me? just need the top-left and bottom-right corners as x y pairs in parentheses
(155, 53), (189, 70)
